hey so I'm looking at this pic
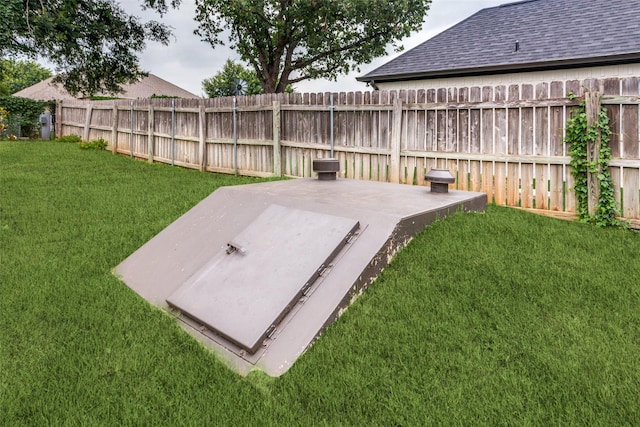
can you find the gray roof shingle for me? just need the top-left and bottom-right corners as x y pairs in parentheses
(358, 0), (640, 82)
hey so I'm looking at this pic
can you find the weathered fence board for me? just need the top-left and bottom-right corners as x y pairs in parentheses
(57, 77), (640, 220)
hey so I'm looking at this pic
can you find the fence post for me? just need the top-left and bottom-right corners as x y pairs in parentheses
(171, 99), (175, 166)
(56, 102), (63, 137)
(83, 103), (93, 142)
(233, 97), (238, 176)
(585, 90), (602, 216)
(330, 93), (335, 157)
(111, 105), (118, 154)
(147, 105), (154, 163)
(272, 100), (282, 176)
(198, 103), (206, 172)
(390, 96), (403, 184)
(129, 101), (134, 158)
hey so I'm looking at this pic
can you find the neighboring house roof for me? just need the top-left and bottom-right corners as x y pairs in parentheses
(12, 74), (199, 100)
(358, 0), (640, 83)
(11, 77), (77, 101)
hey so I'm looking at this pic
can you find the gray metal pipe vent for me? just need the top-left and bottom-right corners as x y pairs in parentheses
(313, 158), (340, 181)
(425, 168), (455, 193)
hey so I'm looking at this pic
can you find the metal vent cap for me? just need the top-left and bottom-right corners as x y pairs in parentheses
(313, 158), (340, 181)
(425, 168), (455, 193)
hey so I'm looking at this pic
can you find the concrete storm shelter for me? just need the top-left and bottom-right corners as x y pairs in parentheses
(115, 176), (486, 376)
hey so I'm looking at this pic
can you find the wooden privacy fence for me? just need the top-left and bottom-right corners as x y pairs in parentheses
(57, 77), (640, 220)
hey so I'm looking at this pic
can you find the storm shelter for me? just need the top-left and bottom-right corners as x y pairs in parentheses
(115, 178), (486, 376)
(166, 204), (359, 354)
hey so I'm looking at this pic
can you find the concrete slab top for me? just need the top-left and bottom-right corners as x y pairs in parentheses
(232, 178), (478, 219)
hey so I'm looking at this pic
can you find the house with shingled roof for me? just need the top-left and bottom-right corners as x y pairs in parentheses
(13, 74), (199, 101)
(357, 0), (640, 93)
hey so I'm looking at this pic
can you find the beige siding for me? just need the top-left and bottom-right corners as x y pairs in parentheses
(376, 64), (640, 93)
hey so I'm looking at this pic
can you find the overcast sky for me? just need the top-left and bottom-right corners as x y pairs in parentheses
(118, 0), (509, 96)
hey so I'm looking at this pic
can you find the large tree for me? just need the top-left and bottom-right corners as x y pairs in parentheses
(202, 60), (264, 98)
(0, 0), (172, 96)
(188, 0), (431, 93)
(0, 59), (52, 96)
(202, 59), (294, 98)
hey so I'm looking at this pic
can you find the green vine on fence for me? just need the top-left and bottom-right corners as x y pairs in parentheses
(565, 93), (620, 227)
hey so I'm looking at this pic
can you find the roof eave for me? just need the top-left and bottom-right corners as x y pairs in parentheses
(356, 53), (640, 83)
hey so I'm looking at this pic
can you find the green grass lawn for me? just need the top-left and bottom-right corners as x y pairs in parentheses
(2, 140), (640, 426)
